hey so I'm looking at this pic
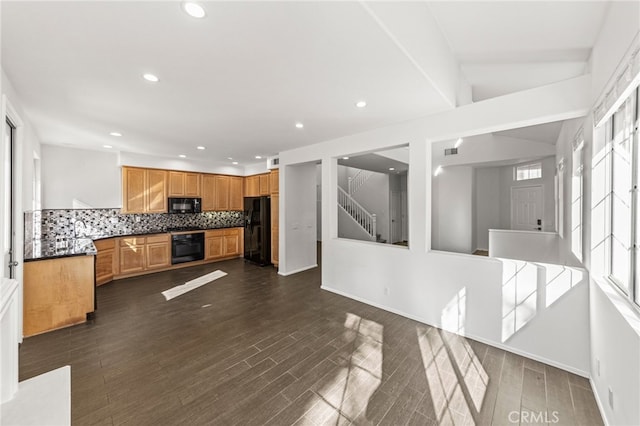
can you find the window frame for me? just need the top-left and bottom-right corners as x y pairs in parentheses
(571, 129), (584, 262)
(606, 86), (639, 305)
(514, 162), (543, 181)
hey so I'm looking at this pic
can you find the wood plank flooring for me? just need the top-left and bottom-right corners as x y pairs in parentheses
(18, 258), (603, 425)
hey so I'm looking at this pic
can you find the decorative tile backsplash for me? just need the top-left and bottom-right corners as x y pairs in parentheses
(25, 208), (244, 244)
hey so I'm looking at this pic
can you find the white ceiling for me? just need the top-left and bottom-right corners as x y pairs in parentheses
(1, 1), (610, 167)
(494, 121), (565, 145)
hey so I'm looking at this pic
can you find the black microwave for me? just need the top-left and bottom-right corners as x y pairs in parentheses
(168, 197), (201, 214)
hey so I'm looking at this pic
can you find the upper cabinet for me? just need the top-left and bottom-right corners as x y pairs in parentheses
(245, 173), (271, 197)
(122, 167), (241, 213)
(269, 169), (279, 194)
(168, 171), (201, 197)
(201, 174), (243, 211)
(244, 175), (260, 197)
(229, 176), (243, 210)
(122, 167), (167, 213)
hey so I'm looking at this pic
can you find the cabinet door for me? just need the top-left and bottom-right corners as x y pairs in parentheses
(229, 177), (243, 210)
(201, 174), (216, 211)
(95, 248), (115, 286)
(215, 176), (230, 210)
(271, 194), (279, 265)
(146, 169), (168, 213)
(146, 243), (170, 270)
(185, 173), (201, 197)
(168, 171), (185, 196)
(244, 175), (259, 197)
(122, 167), (146, 213)
(223, 229), (240, 256)
(269, 169), (279, 194)
(259, 174), (270, 195)
(206, 235), (224, 260)
(119, 243), (146, 275)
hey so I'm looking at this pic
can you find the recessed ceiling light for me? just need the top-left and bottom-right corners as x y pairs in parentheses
(196, 146), (206, 150)
(232, 161), (239, 165)
(179, 154), (186, 158)
(109, 132), (122, 137)
(255, 155), (262, 159)
(227, 157), (233, 160)
(182, 2), (206, 18)
(143, 73), (159, 83)
(295, 123), (304, 129)
(342, 157), (349, 160)
(355, 101), (367, 108)
(389, 167), (395, 171)
(103, 145), (113, 149)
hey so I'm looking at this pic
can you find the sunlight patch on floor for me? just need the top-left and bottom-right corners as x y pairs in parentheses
(303, 312), (383, 423)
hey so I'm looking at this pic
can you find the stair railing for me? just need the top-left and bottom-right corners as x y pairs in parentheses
(338, 186), (376, 240)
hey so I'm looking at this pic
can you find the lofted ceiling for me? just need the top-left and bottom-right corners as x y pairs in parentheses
(1, 1), (610, 168)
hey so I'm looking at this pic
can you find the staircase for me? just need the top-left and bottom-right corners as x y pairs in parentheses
(348, 170), (373, 195)
(338, 186), (377, 241)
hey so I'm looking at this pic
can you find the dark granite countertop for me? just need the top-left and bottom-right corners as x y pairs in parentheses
(24, 225), (244, 262)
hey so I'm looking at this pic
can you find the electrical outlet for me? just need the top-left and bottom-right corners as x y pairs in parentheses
(383, 287), (389, 296)
(608, 387), (614, 409)
(596, 359), (600, 377)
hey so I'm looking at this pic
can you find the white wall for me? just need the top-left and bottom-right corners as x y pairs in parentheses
(280, 162), (317, 276)
(432, 166), (473, 253)
(587, 5), (640, 425)
(475, 167), (501, 250)
(41, 145), (120, 209)
(280, 76), (592, 376)
(119, 151), (245, 176)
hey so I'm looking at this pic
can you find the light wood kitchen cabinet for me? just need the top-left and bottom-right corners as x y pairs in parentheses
(95, 238), (117, 286)
(24, 256), (94, 337)
(244, 175), (260, 197)
(122, 167), (167, 214)
(215, 176), (230, 210)
(259, 174), (270, 195)
(269, 169), (279, 194)
(147, 169), (169, 213)
(145, 234), (171, 270)
(205, 228), (242, 260)
(201, 174), (216, 211)
(118, 237), (146, 275)
(229, 176), (244, 210)
(168, 171), (201, 197)
(271, 194), (279, 266)
(205, 231), (224, 260)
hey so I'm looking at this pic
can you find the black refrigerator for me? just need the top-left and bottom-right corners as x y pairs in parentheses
(244, 196), (271, 266)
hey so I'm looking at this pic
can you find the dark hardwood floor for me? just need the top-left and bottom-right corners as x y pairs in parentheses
(19, 258), (603, 425)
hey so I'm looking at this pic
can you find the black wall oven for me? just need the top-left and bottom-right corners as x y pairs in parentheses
(168, 197), (202, 214)
(171, 232), (205, 264)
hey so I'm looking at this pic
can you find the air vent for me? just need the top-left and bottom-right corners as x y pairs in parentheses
(445, 148), (458, 156)
(267, 155), (280, 169)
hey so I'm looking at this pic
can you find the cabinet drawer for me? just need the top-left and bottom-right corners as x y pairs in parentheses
(120, 237), (145, 246)
(223, 228), (240, 236)
(206, 229), (224, 238)
(94, 238), (115, 250)
(146, 234), (170, 244)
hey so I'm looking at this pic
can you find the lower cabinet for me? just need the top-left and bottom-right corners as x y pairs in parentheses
(206, 228), (242, 260)
(145, 234), (171, 270)
(95, 238), (117, 286)
(118, 237), (146, 275)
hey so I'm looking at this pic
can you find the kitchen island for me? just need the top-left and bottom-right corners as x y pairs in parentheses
(23, 238), (96, 337)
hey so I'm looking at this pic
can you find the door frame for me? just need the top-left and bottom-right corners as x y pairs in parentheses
(2, 94), (25, 342)
(510, 184), (544, 231)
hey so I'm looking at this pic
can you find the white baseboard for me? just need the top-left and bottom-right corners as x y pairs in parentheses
(320, 284), (590, 378)
(278, 264), (318, 276)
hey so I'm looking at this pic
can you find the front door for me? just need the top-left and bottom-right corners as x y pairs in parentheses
(2, 118), (16, 278)
(511, 185), (544, 231)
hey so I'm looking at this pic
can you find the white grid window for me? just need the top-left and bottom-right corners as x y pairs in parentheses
(515, 163), (542, 181)
(572, 130), (584, 262)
